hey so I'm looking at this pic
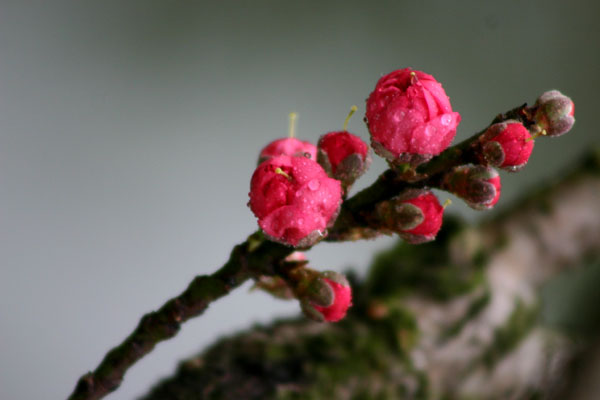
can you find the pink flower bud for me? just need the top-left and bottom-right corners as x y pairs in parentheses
(301, 272), (352, 322)
(487, 175), (501, 208)
(444, 165), (501, 210)
(400, 191), (444, 240)
(317, 131), (371, 187)
(365, 68), (461, 165)
(479, 121), (534, 172)
(249, 156), (342, 247)
(533, 90), (575, 137)
(258, 138), (317, 164)
(375, 189), (444, 243)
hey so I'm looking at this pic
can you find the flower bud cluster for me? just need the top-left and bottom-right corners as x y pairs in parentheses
(249, 111), (370, 247)
(246, 69), (575, 323)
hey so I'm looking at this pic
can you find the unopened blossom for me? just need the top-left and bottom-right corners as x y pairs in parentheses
(365, 68), (461, 165)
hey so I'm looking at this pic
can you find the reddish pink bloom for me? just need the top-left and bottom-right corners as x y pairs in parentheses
(480, 121), (534, 171)
(317, 131), (371, 189)
(365, 68), (461, 164)
(249, 156), (342, 247)
(318, 131), (369, 173)
(258, 138), (317, 163)
(402, 192), (444, 238)
(488, 176), (501, 208)
(312, 278), (352, 322)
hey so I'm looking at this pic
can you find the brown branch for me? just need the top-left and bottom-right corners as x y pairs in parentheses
(68, 101), (539, 400)
(68, 237), (291, 400)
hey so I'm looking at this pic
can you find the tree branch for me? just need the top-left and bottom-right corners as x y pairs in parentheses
(68, 101), (561, 400)
(68, 238), (291, 400)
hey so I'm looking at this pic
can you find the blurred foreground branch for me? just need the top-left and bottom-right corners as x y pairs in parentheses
(142, 149), (600, 400)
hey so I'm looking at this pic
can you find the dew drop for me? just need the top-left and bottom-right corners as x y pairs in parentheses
(308, 179), (320, 191)
(441, 114), (452, 126)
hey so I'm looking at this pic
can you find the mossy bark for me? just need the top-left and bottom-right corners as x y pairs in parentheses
(141, 150), (600, 400)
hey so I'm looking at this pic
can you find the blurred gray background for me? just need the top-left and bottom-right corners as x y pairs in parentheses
(0, 1), (598, 399)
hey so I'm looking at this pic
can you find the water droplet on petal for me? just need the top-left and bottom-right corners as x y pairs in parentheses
(441, 114), (452, 126)
(424, 126), (433, 137)
(308, 179), (320, 191)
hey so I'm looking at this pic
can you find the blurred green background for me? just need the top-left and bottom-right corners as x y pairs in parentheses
(1, 1), (598, 399)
